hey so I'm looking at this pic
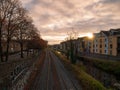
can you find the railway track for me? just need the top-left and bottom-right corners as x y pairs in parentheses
(50, 51), (82, 90)
(31, 50), (82, 90)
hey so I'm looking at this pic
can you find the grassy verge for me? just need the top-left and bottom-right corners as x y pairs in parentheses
(78, 56), (120, 80)
(54, 51), (107, 90)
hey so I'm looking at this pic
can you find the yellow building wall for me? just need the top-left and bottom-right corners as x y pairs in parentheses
(108, 36), (117, 56)
(78, 33), (119, 56)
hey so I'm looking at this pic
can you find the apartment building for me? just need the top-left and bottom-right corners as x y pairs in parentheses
(91, 31), (109, 55)
(60, 39), (79, 55)
(108, 29), (120, 56)
(78, 37), (92, 54)
(2, 40), (29, 54)
(60, 41), (67, 52)
(58, 28), (120, 56)
(90, 29), (120, 56)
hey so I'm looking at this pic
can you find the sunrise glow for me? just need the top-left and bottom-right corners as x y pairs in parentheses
(87, 33), (93, 39)
(20, 0), (120, 44)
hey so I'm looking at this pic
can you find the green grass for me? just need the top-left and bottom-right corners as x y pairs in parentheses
(54, 51), (107, 90)
(80, 57), (120, 80)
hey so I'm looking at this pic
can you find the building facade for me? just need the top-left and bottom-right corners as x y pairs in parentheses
(2, 40), (20, 53)
(90, 29), (120, 56)
(57, 28), (120, 56)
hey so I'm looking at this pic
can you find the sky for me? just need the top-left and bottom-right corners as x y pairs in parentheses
(20, 0), (120, 45)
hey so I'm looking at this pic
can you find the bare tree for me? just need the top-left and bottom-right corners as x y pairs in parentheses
(14, 13), (39, 58)
(16, 9), (30, 58)
(4, 0), (23, 61)
(0, 0), (10, 61)
(0, 0), (46, 61)
(66, 29), (78, 64)
(0, 0), (29, 61)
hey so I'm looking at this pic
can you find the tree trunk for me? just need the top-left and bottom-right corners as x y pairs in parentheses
(0, 44), (3, 62)
(0, 24), (3, 62)
(70, 41), (76, 64)
(5, 37), (10, 62)
(27, 49), (29, 56)
(0, 33), (3, 62)
(20, 42), (24, 58)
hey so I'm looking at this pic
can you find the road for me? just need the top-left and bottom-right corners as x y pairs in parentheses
(31, 50), (82, 90)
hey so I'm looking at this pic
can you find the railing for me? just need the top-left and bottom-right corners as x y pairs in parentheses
(0, 61), (31, 90)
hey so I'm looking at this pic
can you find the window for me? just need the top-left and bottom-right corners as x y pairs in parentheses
(110, 44), (112, 49)
(118, 37), (120, 43)
(100, 50), (102, 54)
(105, 50), (106, 53)
(100, 44), (102, 48)
(118, 44), (120, 48)
(105, 44), (107, 47)
(117, 50), (120, 55)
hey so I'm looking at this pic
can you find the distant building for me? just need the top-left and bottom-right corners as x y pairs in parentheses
(78, 37), (92, 54)
(2, 40), (28, 54)
(60, 41), (67, 52)
(51, 44), (60, 50)
(90, 33), (99, 53)
(2, 40), (20, 53)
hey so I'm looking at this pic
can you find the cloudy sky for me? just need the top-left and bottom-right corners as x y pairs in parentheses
(20, 0), (120, 44)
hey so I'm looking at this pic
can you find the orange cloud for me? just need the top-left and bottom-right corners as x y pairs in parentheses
(20, 0), (120, 44)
